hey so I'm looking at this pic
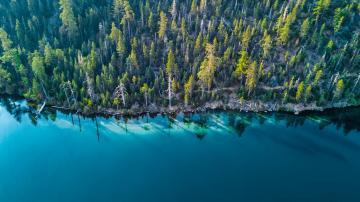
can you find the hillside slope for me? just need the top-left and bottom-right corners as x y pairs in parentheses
(0, 0), (359, 113)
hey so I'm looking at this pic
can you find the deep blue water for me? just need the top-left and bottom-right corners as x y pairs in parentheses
(1, 97), (360, 202)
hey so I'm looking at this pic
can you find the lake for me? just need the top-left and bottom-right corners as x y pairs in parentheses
(1, 97), (360, 202)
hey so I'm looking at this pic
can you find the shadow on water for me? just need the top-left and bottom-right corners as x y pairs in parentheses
(1, 97), (360, 141)
(253, 128), (349, 163)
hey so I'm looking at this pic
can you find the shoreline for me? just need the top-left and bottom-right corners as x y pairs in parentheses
(1, 94), (358, 118)
(49, 100), (359, 118)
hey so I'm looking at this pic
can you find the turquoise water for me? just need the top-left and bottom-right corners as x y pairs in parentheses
(1, 97), (360, 202)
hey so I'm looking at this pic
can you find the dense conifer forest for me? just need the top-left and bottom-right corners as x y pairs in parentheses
(0, 0), (359, 113)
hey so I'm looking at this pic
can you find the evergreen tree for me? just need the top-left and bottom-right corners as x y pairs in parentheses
(296, 81), (304, 102)
(158, 11), (168, 40)
(234, 51), (249, 81)
(245, 61), (258, 95)
(334, 79), (344, 99)
(184, 75), (194, 106)
(59, 0), (78, 39)
(198, 43), (219, 92)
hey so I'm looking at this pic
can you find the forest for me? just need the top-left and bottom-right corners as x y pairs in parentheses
(0, 0), (359, 113)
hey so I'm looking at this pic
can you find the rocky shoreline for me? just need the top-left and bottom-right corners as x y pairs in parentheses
(50, 99), (358, 118)
(2, 94), (357, 117)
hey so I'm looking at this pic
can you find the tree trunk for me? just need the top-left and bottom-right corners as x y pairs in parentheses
(168, 75), (173, 109)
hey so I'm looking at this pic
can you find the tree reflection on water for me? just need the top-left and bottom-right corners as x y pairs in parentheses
(1, 96), (360, 138)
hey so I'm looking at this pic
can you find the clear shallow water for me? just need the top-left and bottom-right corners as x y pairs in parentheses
(1, 97), (360, 202)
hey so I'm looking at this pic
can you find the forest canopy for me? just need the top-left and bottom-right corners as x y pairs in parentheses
(0, 0), (359, 113)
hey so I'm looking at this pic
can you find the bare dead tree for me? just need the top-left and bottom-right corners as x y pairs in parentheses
(353, 73), (360, 92)
(328, 72), (340, 90)
(282, 2), (289, 21)
(171, 0), (177, 19)
(77, 52), (96, 102)
(335, 43), (348, 70)
(85, 72), (97, 102)
(113, 82), (127, 108)
(60, 80), (77, 108)
(166, 75), (175, 109)
(40, 82), (49, 100)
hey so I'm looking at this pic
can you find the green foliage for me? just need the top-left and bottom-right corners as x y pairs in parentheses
(333, 8), (344, 33)
(278, 23), (290, 46)
(334, 79), (344, 99)
(140, 83), (149, 94)
(245, 61), (258, 95)
(0, 66), (12, 91)
(296, 81), (304, 103)
(166, 49), (175, 76)
(313, 0), (331, 19)
(305, 85), (312, 102)
(261, 31), (272, 58)
(234, 51), (249, 79)
(314, 69), (323, 86)
(59, 0), (78, 38)
(241, 26), (252, 50)
(198, 43), (219, 90)
(184, 75), (194, 106)
(116, 32), (126, 55)
(300, 18), (311, 38)
(0, 28), (12, 51)
(31, 52), (46, 81)
(0, 0), (357, 110)
(158, 11), (168, 39)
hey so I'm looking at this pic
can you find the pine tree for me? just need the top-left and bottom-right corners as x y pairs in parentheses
(158, 11), (168, 39)
(59, 0), (78, 39)
(31, 52), (48, 99)
(0, 67), (11, 91)
(217, 21), (227, 39)
(333, 8), (344, 33)
(234, 50), (249, 80)
(245, 61), (258, 95)
(121, 0), (135, 35)
(113, 0), (123, 20)
(241, 26), (252, 50)
(190, 0), (197, 14)
(110, 22), (120, 42)
(129, 48), (139, 68)
(313, 0), (331, 20)
(140, 83), (150, 107)
(166, 49), (176, 77)
(171, 19), (177, 32)
(334, 79), (344, 99)
(165, 49), (176, 108)
(198, 43), (219, 92)
(0, 28), (12, 51)
(116, 31), (126, 56)
(181, 17), (186, 38)
(296, 81), (304, 102)
(314, 69), (323, 86)
(31, 52), (46, 82)
(148, 11), (154, 29)
(300, 18), (310, 38)
(278, 23), (290, 46)
(200, 0), (206, 12)
(194, 33), (202, 55)
(184, 75), (194, 106)
(305, 85), (312, 102)
(261, 31), (272, 58)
